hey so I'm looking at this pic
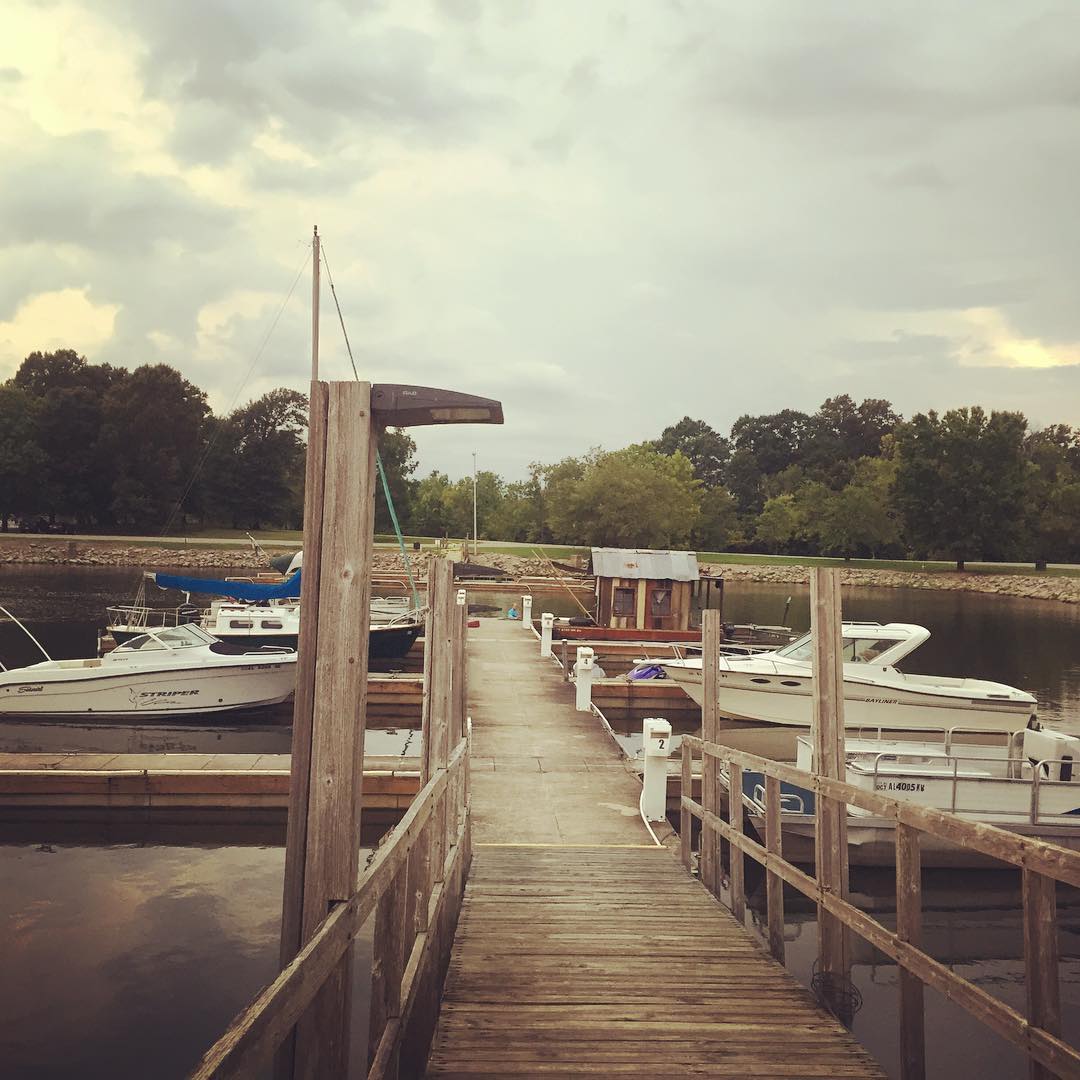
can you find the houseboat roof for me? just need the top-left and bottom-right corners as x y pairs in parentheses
(589, 548), (699, 581)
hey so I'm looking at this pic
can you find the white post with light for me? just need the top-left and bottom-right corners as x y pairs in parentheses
(540, 612), (554, 658)
(641, 718), (673, 821)
(522, 595), (533, 629)
(574, 647), (595, 712)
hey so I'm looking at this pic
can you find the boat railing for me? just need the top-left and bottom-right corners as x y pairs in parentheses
(1028, 764), (1078, 826)
(682, 732), (1080, 1079)
(862, 750), (1074, 822)
(751, 782), (807, 815)
(844, 724), (1015, 753)
(370, 575), (412, 590)
(106, 604), (197, 630)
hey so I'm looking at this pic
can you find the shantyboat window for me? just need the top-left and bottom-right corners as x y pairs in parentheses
(650, 588), (672, 617)
(612, 587), (636, 617)
(229, 620), (254, 629)
(260, 620), (284, 630)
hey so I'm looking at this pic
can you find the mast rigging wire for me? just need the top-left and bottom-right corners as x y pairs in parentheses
(320, 243), (422, 612)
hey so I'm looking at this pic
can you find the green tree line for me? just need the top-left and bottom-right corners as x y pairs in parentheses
(3, 350), (1079, 568)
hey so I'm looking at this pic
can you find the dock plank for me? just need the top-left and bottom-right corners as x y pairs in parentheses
(424, 622), (883, 1079)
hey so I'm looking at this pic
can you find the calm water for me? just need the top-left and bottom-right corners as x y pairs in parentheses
(0, 565), (379, 1079)
(3, 567), (1080, 1078)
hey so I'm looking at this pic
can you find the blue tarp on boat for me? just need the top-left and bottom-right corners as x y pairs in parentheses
(152, 570), (301, 601)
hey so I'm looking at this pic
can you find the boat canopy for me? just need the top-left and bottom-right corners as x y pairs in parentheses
(151, 570), (302, 602)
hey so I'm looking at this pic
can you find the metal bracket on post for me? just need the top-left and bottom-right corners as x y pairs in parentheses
(574, 647), (595, 711)
(540, 612), (554, 658)
(641, 718), (673, 821)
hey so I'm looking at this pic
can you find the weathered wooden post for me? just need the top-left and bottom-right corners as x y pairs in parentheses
(407, 557), (457, 1073)
(1023, 868), (1061, 1080)
(700, 609), (722, 897)
(680, 739), (693, 871)
(425, 559), (456, 867)
(278, 380), (376, 1079)
(764, 774), (786, 963)
(457, 600), (469, 739)
(896, 822), (925, 1080)
(728, 758), (745, 924)
(810, 567), (850, 1017)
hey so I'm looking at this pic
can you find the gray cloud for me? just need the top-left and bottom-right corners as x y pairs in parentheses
(0, 132), (233, 257)
(6, 0), (1080, 482)
(97, 0), (503, 168)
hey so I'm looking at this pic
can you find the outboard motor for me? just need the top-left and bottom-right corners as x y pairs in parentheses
(1023, 729), (1080, 782)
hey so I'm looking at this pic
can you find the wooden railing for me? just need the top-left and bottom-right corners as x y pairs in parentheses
(680, 733), (1080, 1080)
(192, 732), (471, 1080)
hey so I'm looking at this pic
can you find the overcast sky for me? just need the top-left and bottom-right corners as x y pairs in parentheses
(3, 1), (1080, 479)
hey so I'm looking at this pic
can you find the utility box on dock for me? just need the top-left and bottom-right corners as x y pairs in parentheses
(641, 717), (673, 821)
(590, 548), (698, 633)
(574, 647), (595, 712)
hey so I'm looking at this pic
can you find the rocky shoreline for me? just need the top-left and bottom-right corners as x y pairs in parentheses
(2, 539), (1078, 605)
(705, 562), (1080, 605)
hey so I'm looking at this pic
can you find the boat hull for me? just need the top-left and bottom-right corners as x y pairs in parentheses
(550, 625), (701, 643)
(0, 661), (295, 719)
(110, 622), (421, 659)
(750, 817), (1080, 868)
(664, 666), (1035, 733)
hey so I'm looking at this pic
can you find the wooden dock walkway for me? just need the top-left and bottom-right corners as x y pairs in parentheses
(425, 621), (883, 1078)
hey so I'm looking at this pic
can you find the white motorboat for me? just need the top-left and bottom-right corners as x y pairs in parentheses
(0, 623), (296, 719)
(105, 571), (425, 659)
(742, 728), (1080, 867)
(659, 622), (1038, 733)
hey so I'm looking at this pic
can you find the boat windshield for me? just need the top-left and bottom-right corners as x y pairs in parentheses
(774, 633), (901, 664)
(117, 625), (215, 651)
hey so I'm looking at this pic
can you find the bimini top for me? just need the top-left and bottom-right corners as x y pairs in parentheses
(590, 548), (699, 581)
(151, 570), (301, 602)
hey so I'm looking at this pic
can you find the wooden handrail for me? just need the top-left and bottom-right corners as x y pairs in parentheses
(683, 734), (1080, 886)
(680, 735), (1080, 1080)
(192, 735), (470, 1080)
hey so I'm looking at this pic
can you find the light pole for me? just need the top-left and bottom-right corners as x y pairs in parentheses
(472, 450), (478, 557)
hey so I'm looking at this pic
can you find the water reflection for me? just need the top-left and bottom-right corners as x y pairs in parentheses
(0, 566), (384, 1078)
(740, 868), (1080, 1079)
(0, 842), (295, 1079)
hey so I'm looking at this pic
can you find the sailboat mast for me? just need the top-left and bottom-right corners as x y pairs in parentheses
(311, 225), (320, 382)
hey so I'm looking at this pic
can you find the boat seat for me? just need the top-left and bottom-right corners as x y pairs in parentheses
(208, 640), (278, 656)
